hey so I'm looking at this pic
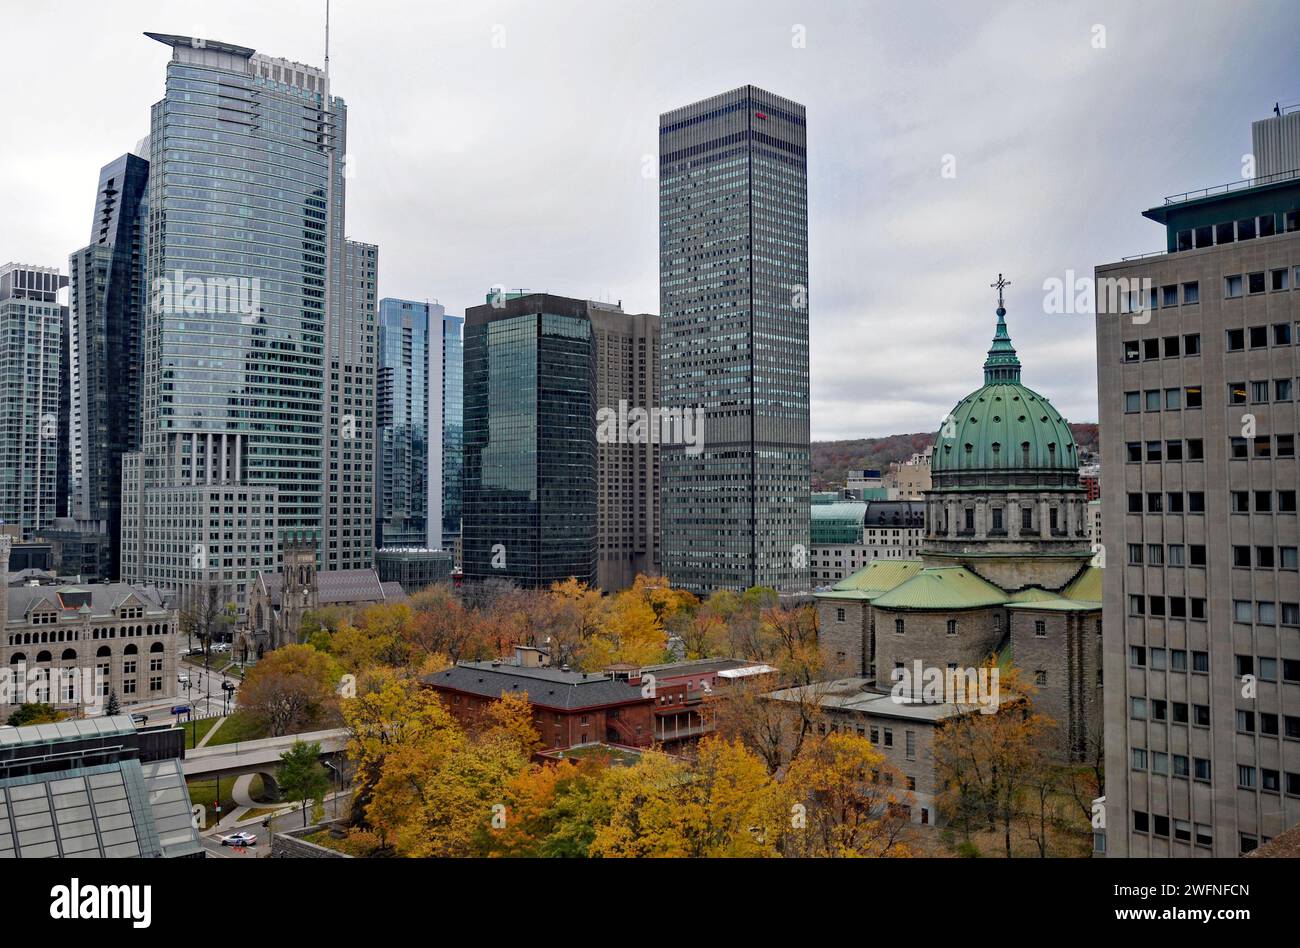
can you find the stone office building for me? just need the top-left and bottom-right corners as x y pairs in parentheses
(1095, 109), (1300, 857)
(1, 537), (179, 719)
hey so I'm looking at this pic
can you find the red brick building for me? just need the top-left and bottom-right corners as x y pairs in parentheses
(422, 656), (775, 752)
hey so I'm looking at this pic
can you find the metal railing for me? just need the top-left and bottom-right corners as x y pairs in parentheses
(1164, 167), (1300, 205)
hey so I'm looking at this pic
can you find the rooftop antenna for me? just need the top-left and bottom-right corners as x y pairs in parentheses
(324, 0), (331, 76)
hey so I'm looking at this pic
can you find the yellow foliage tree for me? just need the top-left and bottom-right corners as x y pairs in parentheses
(777, 732), (913, 857)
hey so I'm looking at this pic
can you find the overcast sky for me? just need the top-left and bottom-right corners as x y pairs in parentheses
(2, 0), (1297, 439)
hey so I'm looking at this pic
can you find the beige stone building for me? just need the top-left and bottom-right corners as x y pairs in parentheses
(1095, 110), (1300, 857)
(885, 447), (933, 498)
(591, 307), (660, 592)
(1, 537), (180, 718)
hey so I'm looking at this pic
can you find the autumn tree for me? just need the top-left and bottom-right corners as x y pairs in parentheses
(406, 585), (491, 663)
(342, 676), (462, 840)
(777, 732), (913, 857)
(932, 664), (1055, 858)
(237, 643), (343, 737)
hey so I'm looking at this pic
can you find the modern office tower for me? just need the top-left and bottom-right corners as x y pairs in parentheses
(375, 299), (463, 553)
(376, 298), (437, 548)
(441, 311), (464, 549)
(462, 293), (599, 588)
(326, 240), (378, 571)
(121, 32), (368, 612)
(658, 85), (810, 595)
(592, 308), (661, 591)
(1096, 115), (1300, 857)
(67, 152), (150, 577)
(0, 263), (68, 539)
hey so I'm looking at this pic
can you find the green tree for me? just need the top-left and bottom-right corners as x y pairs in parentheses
(6, 703), (62, 727)
(104, 690), (122, 717)
(278, 740), (332, 828)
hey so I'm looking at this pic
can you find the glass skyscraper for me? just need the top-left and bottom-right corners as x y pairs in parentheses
(441, 312), (464, 549)
(121, 32), (373, 611)
(375, 300), (463, 552)
(658, 86), (811, 594)
(67, 151), (149, 577)
(462, 293), (597, 588)
(0, 263), (67, 538)
(376, 298), (434, 549)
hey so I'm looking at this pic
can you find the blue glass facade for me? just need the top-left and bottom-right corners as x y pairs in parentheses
(441, 313), (464, 549)
(376, 298), (431, 548)
(462, 295), (596, 587)
(68, 152), (150, 578)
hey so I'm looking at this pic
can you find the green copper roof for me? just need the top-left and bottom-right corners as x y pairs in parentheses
(871, 567), (1006, 610)
(1062, 566), (1103, 603)
(932, 295), (1079, 478)
(984, 304), (1021, 384)
(815, 559), (924, 600)
(1006, 586), (1058, 603)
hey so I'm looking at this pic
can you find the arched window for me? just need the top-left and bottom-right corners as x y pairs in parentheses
(1021, 442), (1031, 465)
(10, 653), (25, 664)
(61, 648), (76, 661)
(149, 642), (164, 653)
(96, 646), (111, 658)
(36, 651), (52, 663)
(124, 644), (138, 656)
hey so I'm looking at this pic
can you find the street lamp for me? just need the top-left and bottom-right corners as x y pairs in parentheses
(322, 759), (342, 821)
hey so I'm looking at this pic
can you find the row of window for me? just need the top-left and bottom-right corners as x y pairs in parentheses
(1224, 270), (1297, 299)
(1130, 595), (1300, 624)
(1123, 334), (1200, 362)
(1128, 542), (1299, 569)
(1126, 434), (1299, 462)
(1175, 214), (1300, 250)
(1126, 490), (1298, 514)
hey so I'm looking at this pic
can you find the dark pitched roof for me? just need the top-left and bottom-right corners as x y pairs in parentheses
(424, 662), (646, 711)
(258, 568), (399, 608)
(6, 583), (169, 623)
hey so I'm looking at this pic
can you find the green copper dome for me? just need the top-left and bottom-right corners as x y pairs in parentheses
(932, 300), (1078, 478)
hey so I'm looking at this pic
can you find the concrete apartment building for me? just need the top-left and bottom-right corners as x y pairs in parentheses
(1096, 109), (1300, 856)
(593, 309), (661, 592)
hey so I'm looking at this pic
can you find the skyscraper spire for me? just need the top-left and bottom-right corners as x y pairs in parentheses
(984, 273), (1021, 383)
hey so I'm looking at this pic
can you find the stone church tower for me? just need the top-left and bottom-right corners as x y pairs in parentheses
(277, 535), (318, 649)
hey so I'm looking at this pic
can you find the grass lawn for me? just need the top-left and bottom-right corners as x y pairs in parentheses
(202, 710), (269, 747)
(240, 805), (290, 822)
(181, 716), (221, 749)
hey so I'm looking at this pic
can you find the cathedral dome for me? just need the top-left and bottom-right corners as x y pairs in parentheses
(931, 288), (1079, 480)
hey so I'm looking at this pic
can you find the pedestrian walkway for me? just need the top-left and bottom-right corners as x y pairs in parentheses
(194, 715), (226, 749)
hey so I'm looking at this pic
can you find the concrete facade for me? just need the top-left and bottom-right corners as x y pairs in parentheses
(1096, 151), (1300, 856)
